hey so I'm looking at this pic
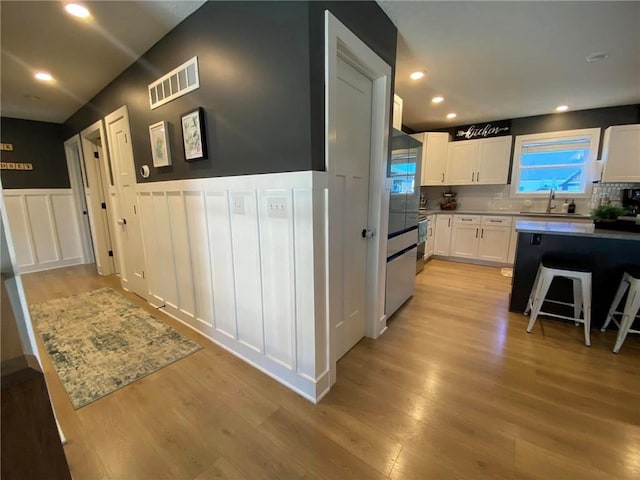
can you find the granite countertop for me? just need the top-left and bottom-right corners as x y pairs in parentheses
(420, 209), (591, 219)
(515, 220), (640, 241)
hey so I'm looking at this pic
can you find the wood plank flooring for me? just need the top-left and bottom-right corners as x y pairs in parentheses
(21, 260), (639, 479)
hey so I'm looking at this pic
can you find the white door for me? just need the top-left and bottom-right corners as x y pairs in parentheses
(334, 56), (373, 360)
(104, 107), (147, 298)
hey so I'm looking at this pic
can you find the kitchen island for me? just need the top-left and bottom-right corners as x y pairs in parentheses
(509, 220), (640, 328)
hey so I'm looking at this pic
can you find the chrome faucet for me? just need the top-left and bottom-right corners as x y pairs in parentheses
(545, 189), (556, 213)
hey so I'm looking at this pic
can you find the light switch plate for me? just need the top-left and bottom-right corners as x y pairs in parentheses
(267, 197), (288, 218)
(231, 194), (245, 215)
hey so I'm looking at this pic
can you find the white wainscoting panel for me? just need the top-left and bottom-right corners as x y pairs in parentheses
(3, 189), (84, 273)
(137, 171), (330, 402)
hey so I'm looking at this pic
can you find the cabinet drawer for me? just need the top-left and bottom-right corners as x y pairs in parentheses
(481, 215), (512, 226)
(453, 215), (481, 225)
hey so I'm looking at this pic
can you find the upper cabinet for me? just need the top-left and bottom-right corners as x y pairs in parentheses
(600, 124), (640, 183)
(412, 132), (450, 186)
(393, 94), (403, 130)
(446, 136), (512, 185)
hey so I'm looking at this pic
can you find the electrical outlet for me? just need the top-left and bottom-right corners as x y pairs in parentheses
(267, 197), (288, 218)
(231, 194), (245, 215)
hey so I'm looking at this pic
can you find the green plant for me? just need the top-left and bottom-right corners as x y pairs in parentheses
(590, 204), (626, 220)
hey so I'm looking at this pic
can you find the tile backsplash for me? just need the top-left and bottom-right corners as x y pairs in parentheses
(422, 183), (640, 214)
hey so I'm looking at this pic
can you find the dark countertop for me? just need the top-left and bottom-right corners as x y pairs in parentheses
(420, 209), (592, 219)
(515, 220), (640, 241)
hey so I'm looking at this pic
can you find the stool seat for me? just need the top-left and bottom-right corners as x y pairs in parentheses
(601, 270), (640, 353)
(525, 256), (593, 346)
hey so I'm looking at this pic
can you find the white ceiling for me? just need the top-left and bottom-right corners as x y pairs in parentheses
(2, 1), (638, 128)
(379, 1), (640, 131)
(0, 1), (205, 123)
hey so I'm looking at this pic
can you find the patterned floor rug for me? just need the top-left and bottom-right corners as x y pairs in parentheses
(30, 287), (202, 409)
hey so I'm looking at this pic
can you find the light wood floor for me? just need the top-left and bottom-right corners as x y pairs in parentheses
(22, 260), (639, 480)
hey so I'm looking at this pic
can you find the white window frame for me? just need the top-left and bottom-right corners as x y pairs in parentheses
(509, 128), (601, 199)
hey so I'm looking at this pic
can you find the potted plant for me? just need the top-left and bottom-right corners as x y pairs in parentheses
(590, 204), (626, 222)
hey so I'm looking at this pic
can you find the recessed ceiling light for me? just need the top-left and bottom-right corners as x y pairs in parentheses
(555, 105), (569, 112)
(34, 72), (53, 82)
(65, 3), (90, 18)
(409, 71), (425, 80)
(446, 113), (457, 119)
(586, 52), (608, 63)
(432, 96), (445, 104)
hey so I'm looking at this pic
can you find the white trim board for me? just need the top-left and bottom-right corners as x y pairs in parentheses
(3, 189), (84, 274)
(135, 171), (330, 402)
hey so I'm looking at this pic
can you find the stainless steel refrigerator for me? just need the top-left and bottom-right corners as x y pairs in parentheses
(385, 129), (421, 317)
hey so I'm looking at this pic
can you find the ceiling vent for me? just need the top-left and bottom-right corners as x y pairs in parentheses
(148, 56), (199, 110)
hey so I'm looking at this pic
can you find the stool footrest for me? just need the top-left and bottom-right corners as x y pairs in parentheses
(537, 311), (585, 323)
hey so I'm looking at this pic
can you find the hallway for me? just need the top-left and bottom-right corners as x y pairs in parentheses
(23, 260), (639, 479)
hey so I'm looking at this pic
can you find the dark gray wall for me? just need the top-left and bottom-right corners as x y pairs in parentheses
(64, 1), (398, 183)
(308, 1), (398, 170)
(0, 117), (70, 189)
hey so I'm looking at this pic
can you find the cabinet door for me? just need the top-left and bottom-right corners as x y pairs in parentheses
(425, 215), (435, 257)
(476, 136), (512, 185)
(601, 125), (640, 183)
(450, 224), (480, 258)
(478, 226), (510, 263)
(446, 140), (478, 185)
(421, 133), (450, 186)
(433, 215), (452, 256)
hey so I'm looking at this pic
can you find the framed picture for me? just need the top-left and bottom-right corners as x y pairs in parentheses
(148, 121), (172, 167)
(180, 107), (207, 161)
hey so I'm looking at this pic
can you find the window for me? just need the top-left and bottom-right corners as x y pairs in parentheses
(510, 128), (601, 197)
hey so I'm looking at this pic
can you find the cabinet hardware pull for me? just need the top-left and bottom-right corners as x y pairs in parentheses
(448, 218), (451, 227)
(462, 218), (472, 221)
(475, 228), (479, 238)
(481, 228), (484, 238)
(472, 172), (475, 182)
(490, 219), (501, 222)
(477, 171), (480, 182)
(429, 228), (432, 236)
(441, 173), (445, 182)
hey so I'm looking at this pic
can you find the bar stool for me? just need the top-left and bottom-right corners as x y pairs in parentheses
(600, 269), (640, 353)
(524, 254), (592, 346)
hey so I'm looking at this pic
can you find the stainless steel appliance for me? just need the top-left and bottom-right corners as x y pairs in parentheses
(385, 129), (422, 317)
(416, 214), (427, 273)
(622, 188), (640, 214)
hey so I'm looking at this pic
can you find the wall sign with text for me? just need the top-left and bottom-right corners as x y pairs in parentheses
(451, 120), (511, 141)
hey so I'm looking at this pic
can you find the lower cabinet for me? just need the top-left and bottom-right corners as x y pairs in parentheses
(450, 215), (511, 263)
(433, 214), (453, 256)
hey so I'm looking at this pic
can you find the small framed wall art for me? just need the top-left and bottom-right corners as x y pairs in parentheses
(148, 121), (172, 167)
(180, 107), (207, 161)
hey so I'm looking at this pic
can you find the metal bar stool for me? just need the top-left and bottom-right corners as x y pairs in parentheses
(524, 254), (592, 346)
(601, 269), (640, 353)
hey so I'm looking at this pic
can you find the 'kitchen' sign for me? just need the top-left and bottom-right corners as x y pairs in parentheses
(451, 120), (511, 141)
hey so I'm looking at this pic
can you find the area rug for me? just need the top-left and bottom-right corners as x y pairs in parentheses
(30, 287), (202, 409)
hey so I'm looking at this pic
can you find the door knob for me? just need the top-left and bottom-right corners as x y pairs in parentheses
(117, 218), (127, 225)
(361, 228), (375, 239)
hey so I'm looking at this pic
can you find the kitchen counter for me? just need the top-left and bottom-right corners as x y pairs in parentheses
(509, 221), (640, 328)
(420, 209), (591, 219)
(515, 220), (640, 241)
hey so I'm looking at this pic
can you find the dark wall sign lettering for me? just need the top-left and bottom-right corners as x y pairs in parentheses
(451, 120), (511, 141)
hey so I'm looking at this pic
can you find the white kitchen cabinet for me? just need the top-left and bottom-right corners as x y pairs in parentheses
(433, 214), (453, 256)
(393, 94), (403, 130)
(476, 136), (512, 184)
(412, 132), (450, 185)
(450, 215), (511, 263)
(447, 140), (478, 185)
(450, 215), (481, 258)
(478, 216), (511, 263)
(425, 214), (435, 258)
(446, 136), (512, 185)
(601, 124), (640, 183)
